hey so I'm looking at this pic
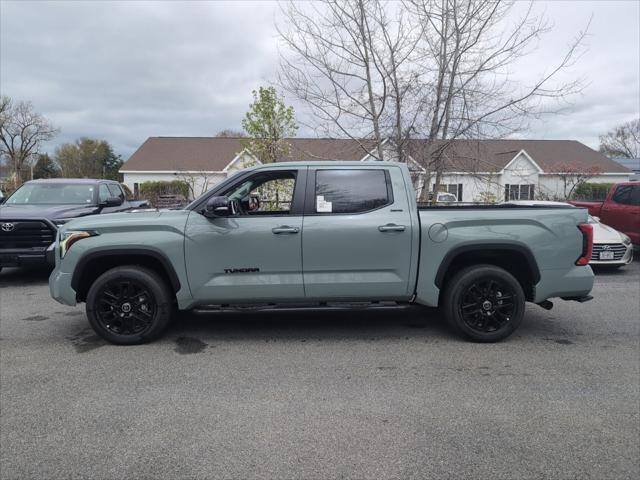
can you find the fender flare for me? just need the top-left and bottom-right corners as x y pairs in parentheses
(71, 247), (181, 293)
(434, 243), (541, 289)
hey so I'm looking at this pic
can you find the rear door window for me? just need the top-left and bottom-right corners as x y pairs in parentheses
(314, 169), (391, 214)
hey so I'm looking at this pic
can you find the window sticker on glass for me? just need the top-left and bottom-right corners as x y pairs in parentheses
(316, 195), (332, 213)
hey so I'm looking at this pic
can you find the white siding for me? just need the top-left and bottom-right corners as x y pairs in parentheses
(538, 174), (631, 200)
(122, 172), (228, 200)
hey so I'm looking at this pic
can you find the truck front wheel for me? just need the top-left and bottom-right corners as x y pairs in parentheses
(86, 266), (173, 345)
(442, 265), (525, 342)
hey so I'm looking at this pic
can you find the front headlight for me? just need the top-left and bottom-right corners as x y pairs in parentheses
(59, 230), (98, 258)
(622, 234), (631, 246)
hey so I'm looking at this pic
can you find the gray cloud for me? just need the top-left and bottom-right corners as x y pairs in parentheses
(1, 0), (638, 159)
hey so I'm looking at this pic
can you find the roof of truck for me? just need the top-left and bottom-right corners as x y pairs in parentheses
(246, 160), (404, 169)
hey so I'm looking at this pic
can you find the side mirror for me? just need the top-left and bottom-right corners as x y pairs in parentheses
(204, 196), (237, 218)
(100, 196), (123, 207)
(0, 197), (5, 205)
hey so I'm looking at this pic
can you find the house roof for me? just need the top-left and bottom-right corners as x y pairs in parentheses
(122, 137), (245, 172)
(405, 139), (630, 173)
(613, 157), (640, 172)
(121, 136), (630, 174)
(121, 136), (378, 172)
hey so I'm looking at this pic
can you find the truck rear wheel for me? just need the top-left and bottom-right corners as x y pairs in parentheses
(442, 265), (525, 342)
(86, 266), (173, 345)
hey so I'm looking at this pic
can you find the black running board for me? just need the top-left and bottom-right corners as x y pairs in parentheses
(193, 301), (406, 314)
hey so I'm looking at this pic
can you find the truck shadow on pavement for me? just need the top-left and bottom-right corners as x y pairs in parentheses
(58, 305), (583, 354)
(167, 306), (458, 346)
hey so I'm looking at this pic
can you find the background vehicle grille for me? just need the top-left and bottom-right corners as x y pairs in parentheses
(592, 243), (627, 261)
(0, 221), (55, 250)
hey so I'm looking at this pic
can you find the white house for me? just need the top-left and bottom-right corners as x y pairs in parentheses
(120, 137), (631, 201)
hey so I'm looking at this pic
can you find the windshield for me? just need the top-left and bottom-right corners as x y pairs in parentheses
(6, 183), (96, 205)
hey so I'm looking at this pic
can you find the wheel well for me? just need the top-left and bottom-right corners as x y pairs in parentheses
(73, 253), (179, 302)
(438, 248), (538, 301)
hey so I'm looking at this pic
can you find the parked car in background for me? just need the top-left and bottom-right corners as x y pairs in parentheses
(427, 191), (458, 203)
(570, 182), (640, 246)
(0, 179), (149, 272)
(587, 215), (633, 268)
(50, 161), (595, 345)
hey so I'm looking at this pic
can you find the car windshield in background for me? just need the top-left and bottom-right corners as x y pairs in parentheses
(6, 184), (96, 205)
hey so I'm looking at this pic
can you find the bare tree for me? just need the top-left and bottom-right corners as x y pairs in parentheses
(277, 0), (421, 161)
(404, 0), (588, 199)
(215, 129), (246, 138)
(0, 96), (57, 187)
(599, 118), (640, 159)
(175, 170), (217, 199)
(278, 0), (588, 201)
(553, 161), (603, 199)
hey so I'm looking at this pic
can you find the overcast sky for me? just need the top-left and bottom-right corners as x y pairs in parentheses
(1, 0), (638, 159)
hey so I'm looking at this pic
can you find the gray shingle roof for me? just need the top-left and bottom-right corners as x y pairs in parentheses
(121, 137), (630, 173)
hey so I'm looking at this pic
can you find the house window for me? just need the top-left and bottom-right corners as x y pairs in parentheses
(433, 183), (463, 201)
(505, 184), (535, 201)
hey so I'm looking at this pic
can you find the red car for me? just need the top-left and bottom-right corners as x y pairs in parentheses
(570, 181), (640, 246)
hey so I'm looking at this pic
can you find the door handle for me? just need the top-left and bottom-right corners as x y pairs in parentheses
(378, 223), (406, 232)
(272, 225), (300, 234)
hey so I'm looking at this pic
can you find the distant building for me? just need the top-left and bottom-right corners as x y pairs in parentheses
(120, 137), (632, 201)
(612, 157), (640, 181)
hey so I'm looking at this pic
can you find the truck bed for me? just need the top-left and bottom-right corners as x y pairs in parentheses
(414, 205), (591, 306)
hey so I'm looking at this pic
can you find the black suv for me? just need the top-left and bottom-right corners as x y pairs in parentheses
(0, 178), (148, 272)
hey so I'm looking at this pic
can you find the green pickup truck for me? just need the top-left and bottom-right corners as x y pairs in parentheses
(49, 161), (595, 344)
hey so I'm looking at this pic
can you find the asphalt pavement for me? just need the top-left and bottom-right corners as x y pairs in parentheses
(0, 262), (638, 479)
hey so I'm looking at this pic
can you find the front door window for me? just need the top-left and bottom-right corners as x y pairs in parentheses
(225, 171), (297, 215)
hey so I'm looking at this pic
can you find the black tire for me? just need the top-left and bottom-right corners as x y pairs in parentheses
(442, 264), (525, 342)
(86, 266), (173, 345)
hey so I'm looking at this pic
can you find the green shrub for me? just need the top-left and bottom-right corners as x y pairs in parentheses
(572, 182), (614, 201)
(139, 180), (190, 207)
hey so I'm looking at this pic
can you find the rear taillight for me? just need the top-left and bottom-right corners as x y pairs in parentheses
(576, 223), (593, 266)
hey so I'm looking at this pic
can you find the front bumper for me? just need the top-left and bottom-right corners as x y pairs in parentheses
(49, 267), (77, 306)
(0, 246), (54, 268)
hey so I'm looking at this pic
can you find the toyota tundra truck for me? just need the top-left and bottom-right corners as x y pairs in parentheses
(49, 161), (595, 344)
(0, 178), (149, 272)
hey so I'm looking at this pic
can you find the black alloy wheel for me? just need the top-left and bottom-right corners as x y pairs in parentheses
(86, 266), (173, 345)
(442, 264), (525, 342)
(95, 278), (157, 336)
(459, 279), (515, 334)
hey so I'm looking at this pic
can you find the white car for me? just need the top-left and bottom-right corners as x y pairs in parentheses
(427, 192), (458, 203)
(502, 200), (633, 268)
(588, 215), (633, 267)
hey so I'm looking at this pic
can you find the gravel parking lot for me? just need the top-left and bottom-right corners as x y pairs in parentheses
(1, 262), (638, 479)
